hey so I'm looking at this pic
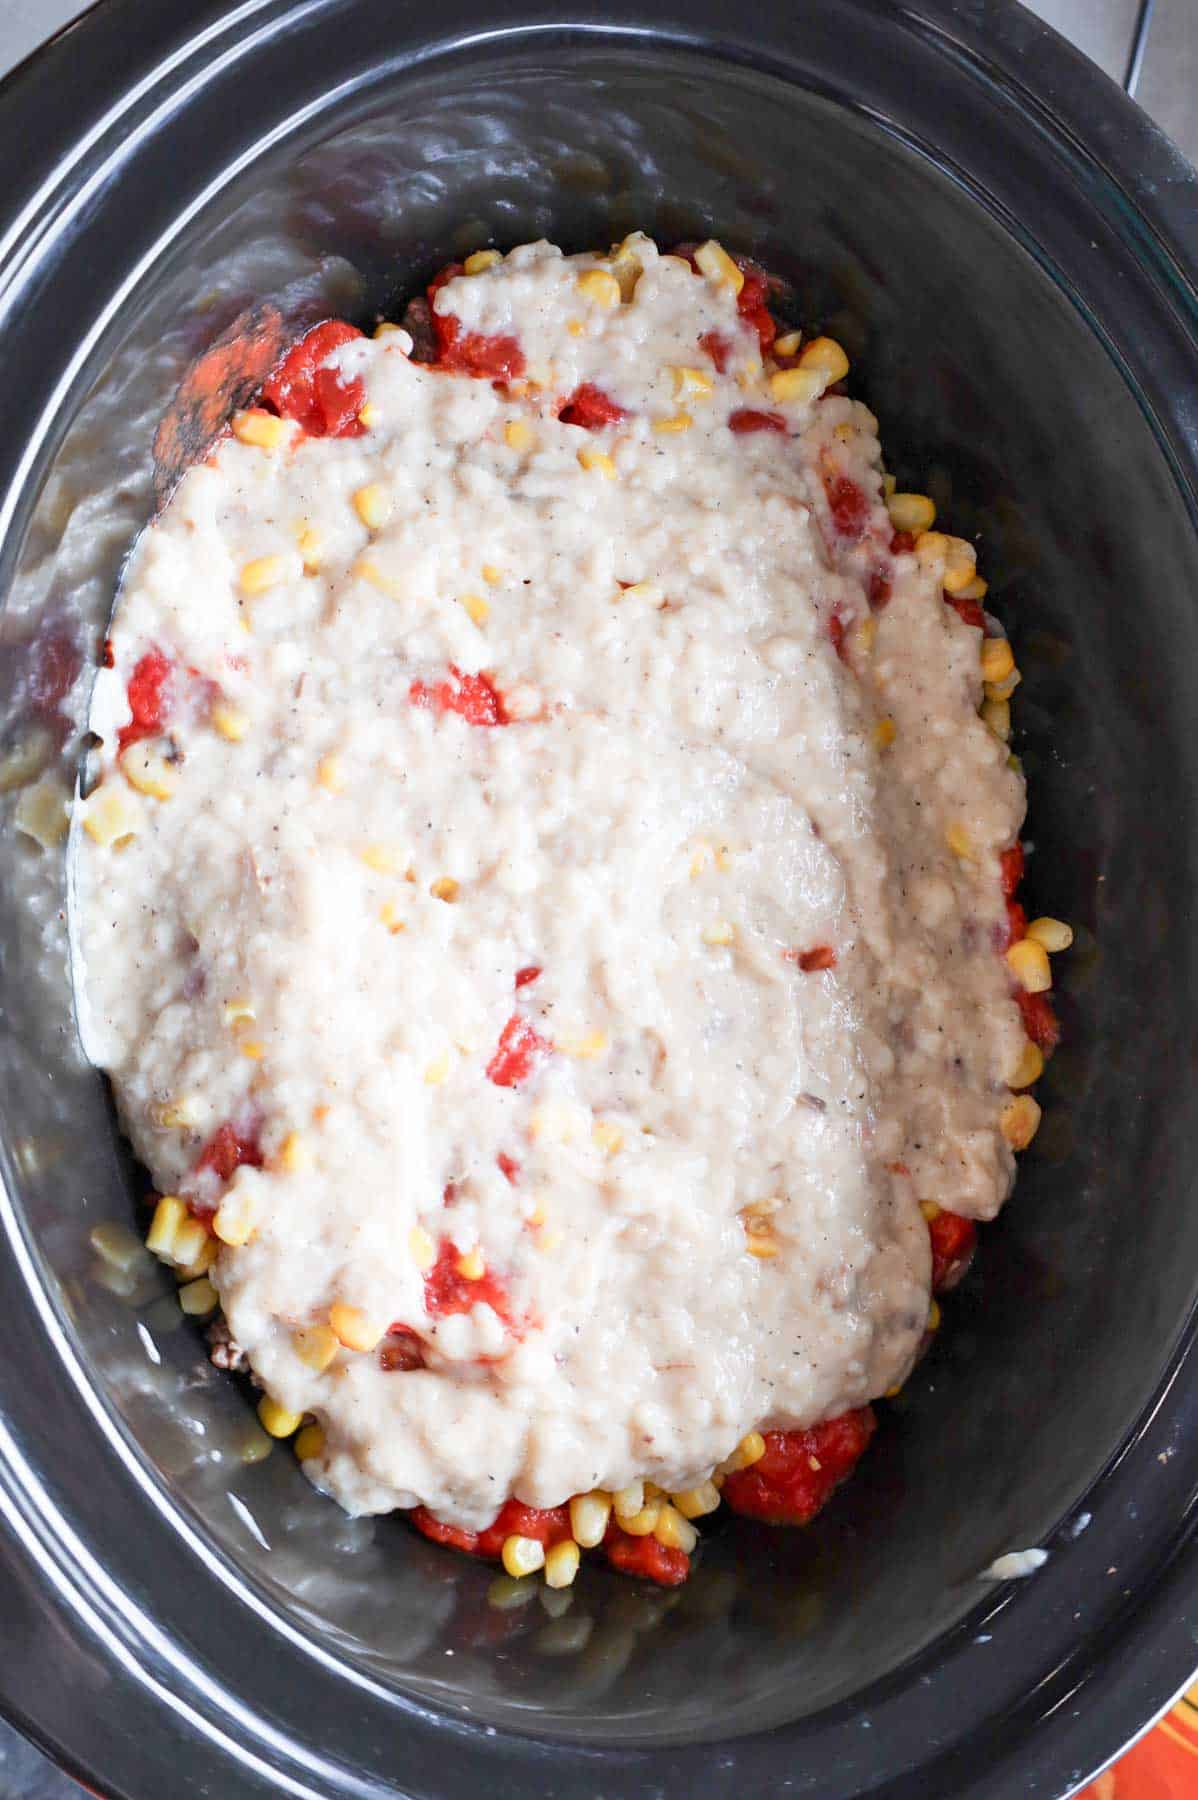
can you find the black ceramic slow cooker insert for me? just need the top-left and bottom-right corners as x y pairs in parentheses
(0, 2), (1196, 1795)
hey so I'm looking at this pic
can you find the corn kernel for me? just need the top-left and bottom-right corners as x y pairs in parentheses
(481, 563), (503, 584)
(569, 1489), (612, 1547)
(316, 753), (345, 793)
(954, 574), (989, 602)
(774, 329), (802, 356)
(653, 1505), (698, 1553)
(746, 1233), (779, 1260)
(430, 876), (460, 903)
(576, 269), (621, 307)
(671, 1481), (721, 1520)
(232, 409), (287, 451)
(693, 240), (744, 295)
(768, 366), (823, 405)
(119, 740), (177, 801)
(1009, 1040), (1044, 1089)
(882, 472), (897, 499)
(451, 1247), (483, 1283)
(854, 616), (877, 656)
(464, 248), (501, 275)
(612, 1481), (644, 1519)
(1001, 1093), (1043, 1150)
(980, 638), (1016, 685)
(149, 1093), (204, 1130)
(873, 716), (897, 750)
(887, 492), (936, 534)
(558, 1030), (607, 1059)
(239, 554), (290, 596)
(14, 779), (69, 849)
(329, 1300), (384, 1353)
(578, 447), (617, 478)
(212, 1196), (255, 1248)
(927, 1299), (942, 1332)
(257, 1395), (303, 1439)
(720, 1431), (766, 1474)
(170, 1217), (211, 1270)
(409, 1225), (436, 1271)
(980, 697), (1011, 740)
(592, 1120), (624, 1156)
(1006, 938), (1052, 993)
(146, 1194), (186, 1259)
(423, 1049), (451, 1086)
(544, 1539), (581, 1588)
(293, 1323), (339, 1371)
(175, 1237), (218, 1281)
(357, 402), (380, 429)
(566, 318), (586, 337)
(797, 336), (850, 382)
(211, 703), (249, 742)
(374, 321), (401, 338)
(671, 366), (714, 400)
(274, 1132), (309, 1176)
(222, 997), (256, 1028)
(352, 483), (392, 531)
(239, 1040), (265, 1061)
(505, 419), (534, 452)
(89, 1220), (147, 1274)
(619, 1503), (661, 1536)
(915, 531), (977, 593)
(502, 1534), (546, 1578)
(293, 1422), (326, 1461)
(985, 669), (1022, 703)
(178, 1276), (218, 1317)
(702, 920), (735, 947)
(460, 592), (489, 626)
(945, 822), (974, 861)
(920, 1199), (943, 1222)
(1026, 917), (1073, 953)
(653, 411), (693, 434)
(380, 901), (405, 934)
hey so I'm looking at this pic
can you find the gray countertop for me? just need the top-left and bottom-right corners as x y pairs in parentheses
(0, 1), (1193, 1795)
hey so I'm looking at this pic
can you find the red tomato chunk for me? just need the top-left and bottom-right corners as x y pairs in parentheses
(728, 409), (788, 435)
(1017, 988), (1061, 1054)
(486, 1014), (550, 1088)
(826, 475), (870, 541)
(426, 263), (526, 381)
(928, 1210), (977, 1293)
(378, 1328), (425, 1372)
(736, 266), (777, 355)
(890, 529), (915, 555)
(699, 329), (732, 373)
(787, 945), (837, 973)
(496, 1152), (520, 1184)
(946, 591), (986, 630)
(603, 1519), (690, 1586)
(558, 383), (626, 429)
(262, 320), (366, 438)
(118, 648), (173, 751)
(410, 664), (508, 727)
(721, 1409), (875, 1526)
(423, 1239), (516, 1325)
(195, 1120), (263, 1184)
(514, 965), (542, 989)
(828, 612), (848, 661)
(410, 1497), (572, 1561)
(1000, 843), (1024, 897)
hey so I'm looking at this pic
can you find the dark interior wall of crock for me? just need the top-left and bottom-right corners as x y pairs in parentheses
(5, 41), (1198, 1743)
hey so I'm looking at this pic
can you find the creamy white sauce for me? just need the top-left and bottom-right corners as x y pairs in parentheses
(71, 237), (1024, 1529)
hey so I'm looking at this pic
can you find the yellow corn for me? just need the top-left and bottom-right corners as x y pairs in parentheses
(1001, 1093), (1043, 1151)
(360, 843), (402, 874)
(257, 1395), (303, 1439)
(374, 321), (401, 338)
(854, 616), (877, 656)
(774, 329), (802, 356)
(481, 563), (503, 584)
(239, 554), (290, 596)
(887, 492), (936, 534)
(980, 697), (1011, 740)
(567, 318), (586, 337)
(612, 1481), (644, 1520)
(915, 531), (977, 593)
(505, 419), (534, 452)
(980, 638), (1015, 685)
(232, 409), (287, 451)
(1027, 917), (1073, 953)
(296, 524), (322, 570)
(222, 997), (255, 1028)
(146, 1195), (186, 1260)
(460, 592), (489, 626)
(293, 1422), (325, 1461)
(882, 472), (897, 499)
(409, 1225), (436, 1271)
(544, 1539), (581, 1588)
(380, 901), (405, 934)
(954, 573), (989, 602)
(927, 1299), (942, 1332)
(920, 1199), (942, 1222)
(178, 1276), (218, 1317)
(293, 1323), (339, 1372)
(797, 336), (850, 382)
(170, 1217), (211, 1271)
(672, 366), (714, 400)
(946, 822), (974, 861)
(464, 248), (501, 275)
(592, 1120), (625, 1156)
(430, 876), (460, 902)
(557, 1029), (607, 1059)
(576, 269), (621, 307)
(653, 411), (693, 434)
(671, 1481), (721, 1520)
(768, 366), (823, 405)
(873, 716), (897, 750)
(619, 1503), (661, 1536)
(502, 1535), (546, 1578)
(702, 920), (736, 947)
(693, 240), (744, 294)
(456, 1246), (485, 1281)
(578, 447), (617, 478)
(653, 1505), (698, 1553)
(1009, 1040), (1045, 1090)
(316, 753), (345, 793)
(720, 1431), (766, 1474)
(176, 1236), (218, 1281)
(328, 1301), (384, 1354)
(357, 402), (380, 429)
(1006, 938), (1052, 993)
(352, 483), (392, 531)
(239, 1040), (265, 1061)
(985, 669), (1022, 703)
(212, 1196), (255, 1248)
(423, 1049), (451, 1086)
(211, 703), (249, 742)
(119, 740), (177, 801)
(14, 779), (69, 849)
(569, 1490), (612, 1547)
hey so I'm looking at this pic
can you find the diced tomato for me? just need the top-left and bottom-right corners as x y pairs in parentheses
(425, 262), (526, 381)
(378, 1327), (424, 1372)
(496, 1152), (520, 1185)
(721, 1409), (875, 1526)
(486, 1014), (550, 1088)
(409, 1496), (571, 1561)
(195, 1120), (262, 1184)
(118, 648), (173, 751)
(1016, 988), (1061, 1055)
(868, 566), (892, 608)
(786, 945), (837, 972)
(699, 329), (732, 373)
(603, 1518), (690, 1587)
(410, 664), (507, 727)
(262, 319), (366, 437)
(736, 266), (777, 355)
(423, 1238), (516, 1327)
(558, 383), (626, 429)
(728, 408), (788, 435)
(828, 611), (847, 661)
(514, 965), (542, 989)
(890, 530), (915, 555)
(928, 1210), (977, 1292)
(102, 637), (115, 670)
(1000, 843), (1024, 898)
(826, 475), (869, 542)
(1005, 900), (1027, 947)
(946, 591), (986, 630)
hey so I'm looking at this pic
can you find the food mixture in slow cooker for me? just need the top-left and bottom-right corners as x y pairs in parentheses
(70, 235), (1066, 1588)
